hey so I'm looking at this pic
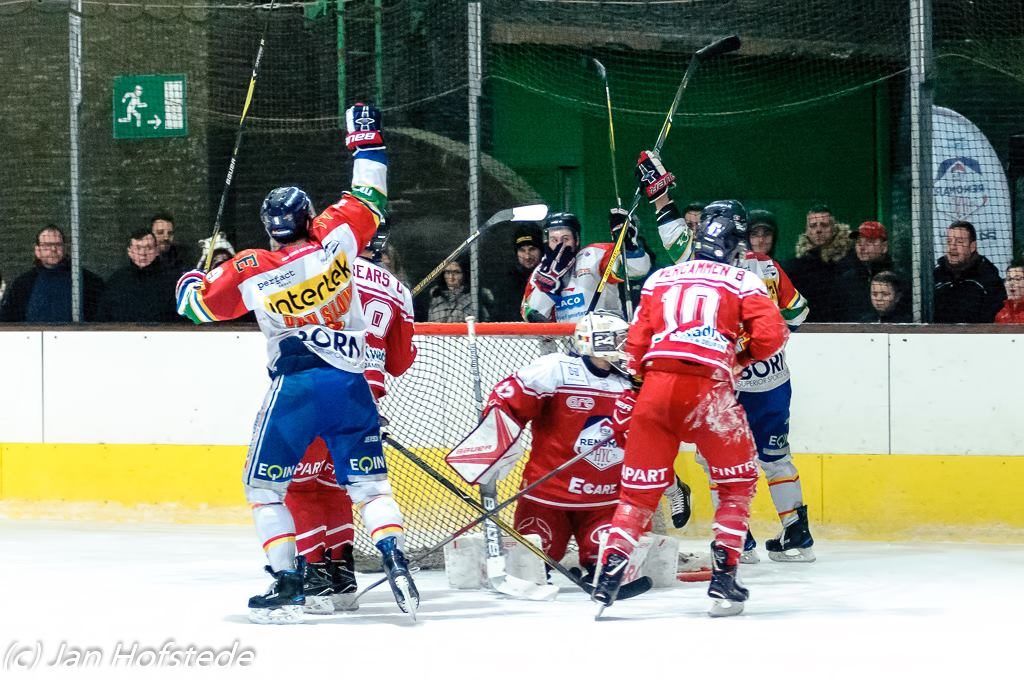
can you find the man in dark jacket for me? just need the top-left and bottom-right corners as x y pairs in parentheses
(492, 225), (543, 321)
(837, 220), (899, 321)
(933, 220), (1005, 323)
(0, 225), (104, 322)
(784, 204), (853, 322)
(97, 229), (179, 322)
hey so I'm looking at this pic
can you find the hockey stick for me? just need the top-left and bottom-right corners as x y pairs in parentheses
(203, 0), (278, 272)
(591, 57), (634, 318)
(411, 204), (548, 297)
(382, 433), (652, 601)
(587, 35), (742, 312)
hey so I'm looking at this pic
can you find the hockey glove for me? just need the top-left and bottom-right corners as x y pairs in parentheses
(609, 208), (639, 250)
(635, 150), (676, 203)
(174, 269), (205, 316)
(345, 103), (385, 151)
(533, 242), (575, 295)
(609, 389), (638, 445)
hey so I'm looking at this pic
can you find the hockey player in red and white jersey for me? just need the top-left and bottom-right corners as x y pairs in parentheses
(593, 198), (789, 617)
(479, 312), (633, 581)
(285, 229), (417, 614)
(521, 211), (651, 323)
(174, 104), (419, 622)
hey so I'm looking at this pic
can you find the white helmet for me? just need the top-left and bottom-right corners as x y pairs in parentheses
(574, 311), (629, 370)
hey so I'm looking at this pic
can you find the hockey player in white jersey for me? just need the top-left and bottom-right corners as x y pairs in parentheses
(636, 150), (815, 563)
(521, 211), (651, 323)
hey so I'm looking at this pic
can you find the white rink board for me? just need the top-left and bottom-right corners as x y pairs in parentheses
(41, 332), (269, 445)
(890, 334), (1024, 455)
(786, 333), (889, 454)
(0, 332), (43, 442)
(2, 329), (1023, 455)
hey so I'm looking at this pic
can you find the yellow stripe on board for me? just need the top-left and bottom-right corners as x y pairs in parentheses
(1, 444), (1022, 542)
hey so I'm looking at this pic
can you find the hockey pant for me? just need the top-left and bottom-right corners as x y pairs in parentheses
(696, 381), (804, 527)
(242, 368), (403, 571)
(513, 497), (615, 569)
(285, 437), (355, 564)
(606, 370), (758, 567)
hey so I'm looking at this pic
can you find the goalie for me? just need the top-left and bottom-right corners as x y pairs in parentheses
(448, 312), (633, 582)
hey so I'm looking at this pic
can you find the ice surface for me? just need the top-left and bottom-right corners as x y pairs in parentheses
(0, 520), (1018, 679)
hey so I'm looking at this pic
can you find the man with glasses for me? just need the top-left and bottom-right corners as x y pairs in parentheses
(0, 225), (103, 322)
(96, 229), (178, 322)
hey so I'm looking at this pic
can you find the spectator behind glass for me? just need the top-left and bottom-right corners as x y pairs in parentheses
(933, 220), (1005, 323)
(868, 271), (911, 322)
(427, 257), (493, 323)
(747, 209), (778, 257)
(151, 211), (188, 274)
(0, 224), (104, 322)
(376, 244), (408, 286)
(838, 220), (899, 321)
(96, 229), (179, 322)
(784, 203), (852, 322)
(493, 225), (542, 321)
(197, 233), (236, 270)
(995, 262), (1024, 324)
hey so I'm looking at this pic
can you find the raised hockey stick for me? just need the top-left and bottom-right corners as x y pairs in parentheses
(203, 0), (278, 272)
(411, 204), (548, 297)
(591, 57), (634, 318)
(587, 35), (742, 312)
(382, 433), (652, 601)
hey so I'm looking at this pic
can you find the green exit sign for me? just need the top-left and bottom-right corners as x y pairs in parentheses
(112, 74), (188, 140)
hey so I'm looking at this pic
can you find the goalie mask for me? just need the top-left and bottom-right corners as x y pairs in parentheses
(574, 311), (629, 371)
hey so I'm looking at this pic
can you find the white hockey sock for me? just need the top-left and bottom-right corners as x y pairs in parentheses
(253, 503), (298, 573)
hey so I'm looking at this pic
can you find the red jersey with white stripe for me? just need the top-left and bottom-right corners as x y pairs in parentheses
(353, 257), (416, 399)
(484, 353), (632, 509)
(185, 195), (380, 376)
(626, 258), (788, 380)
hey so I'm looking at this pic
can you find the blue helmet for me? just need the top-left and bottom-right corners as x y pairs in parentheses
(260, 187), (315, 244)
(693, 199), (748, 264)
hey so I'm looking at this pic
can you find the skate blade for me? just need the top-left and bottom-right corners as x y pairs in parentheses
(302, 595), (335, 615)
(708, 599), (745, 618)
(248, 604), (303, 624)
(768, 546), (815, 563)
(330, 591), (360, 612)
(740, 550), (760, 564)
(392, 576), (420, 622)
(594, 603), (609, 621)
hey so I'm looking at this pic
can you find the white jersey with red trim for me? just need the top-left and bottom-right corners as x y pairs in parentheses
(485, 353), (632, 509)
(522, 243), (651, 323)
(353, 257), (417, 399)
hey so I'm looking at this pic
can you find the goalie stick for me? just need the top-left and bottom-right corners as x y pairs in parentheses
(411, 204), (548, 297)
(587, 34), (742, 312)
(382, 433), (653, 601)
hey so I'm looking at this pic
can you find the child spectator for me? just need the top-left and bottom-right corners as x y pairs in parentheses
(869, 271), (911, 322)
(995, 261), (1024, 324)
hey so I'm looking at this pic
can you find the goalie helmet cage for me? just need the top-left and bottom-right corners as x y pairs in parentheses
(351, 322), (574, 570)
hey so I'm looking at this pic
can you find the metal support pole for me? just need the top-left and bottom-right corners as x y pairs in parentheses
(68, 0), (83, 322)
(467, 2), (482, 319)
(909, 0), (935, 322)
(374, 0), (383, 106)
(336, 0), (345, 124)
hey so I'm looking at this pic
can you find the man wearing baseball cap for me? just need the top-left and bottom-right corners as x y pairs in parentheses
(838, 220), (899, 321)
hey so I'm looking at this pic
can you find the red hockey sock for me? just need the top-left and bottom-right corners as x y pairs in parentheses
(285, 484), (327, 563)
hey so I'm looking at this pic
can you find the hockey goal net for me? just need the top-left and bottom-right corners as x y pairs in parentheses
(351, 322), (574, 569)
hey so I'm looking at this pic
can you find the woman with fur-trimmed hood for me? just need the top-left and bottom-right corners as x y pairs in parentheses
(783, 204), (853, 322)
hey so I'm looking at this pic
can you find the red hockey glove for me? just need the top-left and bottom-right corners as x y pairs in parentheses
(609, 389), (638, 445)
(609, 208), (639, 250)
(533, 242), (574, 294)
(345, 102), (385, 151)
(635, 150), (676, 203)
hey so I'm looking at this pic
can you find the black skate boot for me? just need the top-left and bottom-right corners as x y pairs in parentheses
(740, 530), (760, 564)
(301, 559), (336, 615)
(707, 543), (748, 618)
(248, 557), (306, 624)
(592, 552), (629, 617)
(377, 536), (419, 620)
(766, 504), (816, 562)
(664, 476), (692, 529)
(326, 544), (359, 612)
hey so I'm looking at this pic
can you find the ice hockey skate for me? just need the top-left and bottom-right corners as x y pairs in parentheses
(248, 557), (306, 624)
(327, 545), (359, 612)
(741, 530), (760, 564)
(708, 543), (748, 618)
(592, 551), (629, 618)
(766, 505), (816, 562)
(300, 559), (335, 615)
(664, 476), (692, 529)
(378, 536), (420, 621)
